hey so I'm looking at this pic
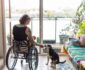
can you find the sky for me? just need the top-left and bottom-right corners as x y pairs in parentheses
(43, 0), (82, 12)
(5, 0), (82, 12)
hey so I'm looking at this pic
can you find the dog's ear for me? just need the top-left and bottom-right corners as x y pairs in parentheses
(47, 44), (51, 46)
(47, 45), (52, 49)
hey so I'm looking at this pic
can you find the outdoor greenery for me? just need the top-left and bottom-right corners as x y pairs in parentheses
(76, 0), (85, 24)
(76, 21), (85, 37)
(73, 0), (85, 37)
(5, 8), (76, 18)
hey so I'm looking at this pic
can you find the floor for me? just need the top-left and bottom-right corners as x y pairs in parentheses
(2, 43), (75, 70)
(0, 58), (3, 67)
(2, 55), (76, 70)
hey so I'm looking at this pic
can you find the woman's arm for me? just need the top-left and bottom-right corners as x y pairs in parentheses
(25, 27), (35, 45)
(25, 27), (44, 48)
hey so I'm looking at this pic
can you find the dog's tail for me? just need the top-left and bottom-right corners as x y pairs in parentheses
(59, 60), (66, 64)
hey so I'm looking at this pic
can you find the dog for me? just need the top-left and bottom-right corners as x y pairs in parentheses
(45, 45), (66, 67)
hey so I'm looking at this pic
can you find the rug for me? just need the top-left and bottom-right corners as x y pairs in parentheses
(56, 63), (73, 70)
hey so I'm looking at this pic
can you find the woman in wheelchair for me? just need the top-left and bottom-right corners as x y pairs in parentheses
(6, 14), (42, 70)
(13, 14), (36, 48)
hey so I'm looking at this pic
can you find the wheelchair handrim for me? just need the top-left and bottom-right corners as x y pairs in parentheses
(28, 47), (38, 70)
(6, 47), (18, 70)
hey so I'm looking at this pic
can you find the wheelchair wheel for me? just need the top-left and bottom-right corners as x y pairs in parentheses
(6, 46), (18, 70)
(28, 46), (38, 70)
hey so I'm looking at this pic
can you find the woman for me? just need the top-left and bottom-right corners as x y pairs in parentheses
(13, 14), (36, 49)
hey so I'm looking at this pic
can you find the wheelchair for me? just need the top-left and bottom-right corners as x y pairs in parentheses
(6, 40), (38, 70)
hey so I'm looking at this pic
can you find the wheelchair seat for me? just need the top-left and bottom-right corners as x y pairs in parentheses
(13, 40), (31, 53)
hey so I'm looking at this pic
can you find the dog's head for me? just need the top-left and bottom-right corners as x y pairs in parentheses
(43, 44), (52, 53)
(45, 44), (52, 49)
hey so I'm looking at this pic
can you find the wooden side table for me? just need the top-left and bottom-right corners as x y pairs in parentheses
(62, 45), (69, 55)
(80, 61), (85, 70)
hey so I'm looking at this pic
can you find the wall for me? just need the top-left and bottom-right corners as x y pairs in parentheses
(0, 0), (5, 58)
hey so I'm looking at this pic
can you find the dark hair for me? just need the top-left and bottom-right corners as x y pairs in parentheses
(47, 45), (52, 49)
(19, 14), (30, 24)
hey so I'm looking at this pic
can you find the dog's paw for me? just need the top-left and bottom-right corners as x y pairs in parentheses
(51, 63), (56, 69)
(52, 66), (56, 69)
(51, 65), (56, 69)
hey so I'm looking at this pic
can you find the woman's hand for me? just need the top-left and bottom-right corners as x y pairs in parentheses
(39, 44), (44, 48)
(32, 36), (36, 40)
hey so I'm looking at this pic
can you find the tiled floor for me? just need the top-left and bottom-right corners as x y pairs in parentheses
(2, 55), (75, 70)
(0, 58), (4, 70)
(0, 58), (3, 66)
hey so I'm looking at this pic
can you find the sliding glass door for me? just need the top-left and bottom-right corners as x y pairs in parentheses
(43, 18), (56, 44)
(5, 0), (82, 54)
(5, 0), (40, 52)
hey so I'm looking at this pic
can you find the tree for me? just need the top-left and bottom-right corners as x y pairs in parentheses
(76, 0), (85, 24)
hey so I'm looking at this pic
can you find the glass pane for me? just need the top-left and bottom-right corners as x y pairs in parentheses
(56, 18), (71, 43)
(5, 0), (39, 52)
(5, 0), (9, 46)
(10, 0), (39, 28)
(43, 0), (82, 43)
(32, 18), (39, 37)
(43, 18), (56, 44)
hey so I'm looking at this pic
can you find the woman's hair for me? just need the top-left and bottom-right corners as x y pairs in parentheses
(19, 14), (30, 24)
